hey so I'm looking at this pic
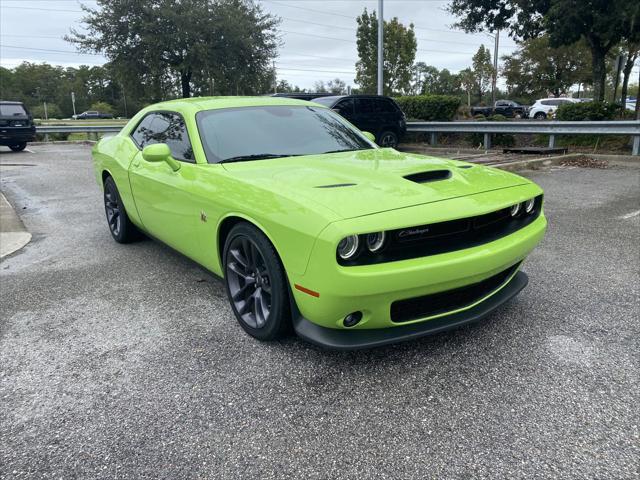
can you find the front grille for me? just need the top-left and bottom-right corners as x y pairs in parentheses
(390, 263), (520, 323)
(338, 195), (543, 266)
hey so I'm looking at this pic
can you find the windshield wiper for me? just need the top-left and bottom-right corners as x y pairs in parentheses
(220, 153), (300, 163)
(322, 148), (371, 154)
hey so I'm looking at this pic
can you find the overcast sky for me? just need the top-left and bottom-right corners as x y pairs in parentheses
(1, 0), (523, 90)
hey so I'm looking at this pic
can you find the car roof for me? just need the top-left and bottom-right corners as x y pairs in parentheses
(146, 96), (323, 115)
(0, 100), (25, 105)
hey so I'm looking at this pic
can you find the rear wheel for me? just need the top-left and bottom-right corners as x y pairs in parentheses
(223, 223), (291, 341)
(103, 176), (141, 243)
(9, 142), (26, 152)
(378, 130), (399, 148)
(533, 112), (547, 120)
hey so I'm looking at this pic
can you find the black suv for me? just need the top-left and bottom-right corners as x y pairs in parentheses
(0, 101), (36, 152)
(312, 95), (407, 147)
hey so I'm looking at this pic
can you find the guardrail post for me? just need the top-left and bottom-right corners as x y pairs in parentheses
(430, 132), (437, 146)
(548, 134), (556, 149)
(633, 136), (640, 156)
(483, 133), (492, 150)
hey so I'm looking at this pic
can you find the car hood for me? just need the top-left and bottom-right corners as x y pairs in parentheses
(221, 148), (530, 219)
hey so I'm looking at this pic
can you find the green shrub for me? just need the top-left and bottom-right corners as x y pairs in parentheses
(394, 95), (461, 121)
(30, 103), (62, 119)
(90, 101), (115, 115)
(555, 101), (620, 121)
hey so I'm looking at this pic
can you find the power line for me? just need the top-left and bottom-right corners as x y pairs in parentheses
(0, 45), (101, 56)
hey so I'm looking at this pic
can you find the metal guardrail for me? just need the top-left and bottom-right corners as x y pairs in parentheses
(35, 121), (640, 155)
(36, 125), (123, 134)
(407, 120), (640, 156)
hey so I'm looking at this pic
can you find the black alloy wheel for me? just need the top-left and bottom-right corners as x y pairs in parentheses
(103, 176), (140, 243)
(223, 223), (290, 340)
(378, 130), (399, 148)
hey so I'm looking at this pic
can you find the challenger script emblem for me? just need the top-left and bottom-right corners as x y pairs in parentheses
(398, 227), (430, 238)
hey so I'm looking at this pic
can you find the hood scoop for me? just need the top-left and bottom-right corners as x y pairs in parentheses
(404, 170), (451, 184)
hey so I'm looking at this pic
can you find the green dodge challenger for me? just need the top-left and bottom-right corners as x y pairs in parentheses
(93, 96), (546, 349)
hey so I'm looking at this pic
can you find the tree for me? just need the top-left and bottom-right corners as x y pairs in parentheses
(67, 0), (280, 98)
(502, 36), (591, 100)
(619, 41), (640, 109)
(471, 45), (495, 103)
(459, 68), (475, 107)
(448, 0), (640, 101)
(355, 9), (417, 95)
(314, 78), (347, 94)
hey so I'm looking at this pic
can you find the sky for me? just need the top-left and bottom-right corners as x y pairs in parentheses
(1, 0), (525, 90)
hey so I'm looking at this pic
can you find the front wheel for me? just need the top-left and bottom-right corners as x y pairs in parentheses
(378, 130), (399, 148)
(223, 223), (291, 341)
(9, 142), (26, 152)
(103, 176), (141, 243)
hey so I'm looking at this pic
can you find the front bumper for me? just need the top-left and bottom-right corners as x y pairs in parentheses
(293, 270), (528, 350)
(286, 184), (546, 347)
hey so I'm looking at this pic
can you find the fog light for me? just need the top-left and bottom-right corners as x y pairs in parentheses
(524, 198), (535, 214)
(343, 311), (363, 327)
(510, 203), (521, 217)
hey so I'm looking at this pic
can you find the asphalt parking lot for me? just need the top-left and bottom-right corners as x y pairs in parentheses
(1, 143), (639, 479)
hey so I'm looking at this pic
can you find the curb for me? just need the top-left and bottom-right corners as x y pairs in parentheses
(493, 152), (640, 171)
(0, 192), (31, 259)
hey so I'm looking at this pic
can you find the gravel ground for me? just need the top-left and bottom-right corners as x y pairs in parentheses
(1, 144), (639, 479)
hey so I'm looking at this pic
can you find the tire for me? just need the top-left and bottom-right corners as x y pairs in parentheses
(223, 223), (291, 341)
(377, 130), (399, 148)
(9, 142), (26, 152)
(533, 112), (547, 120)
(103, 176), (141, 243)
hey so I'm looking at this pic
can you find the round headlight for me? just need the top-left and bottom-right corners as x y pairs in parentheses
(366, 231), (386, 252)
(524, 198), (535, 214)
(337, 235), (359, 260)
(510, 203), (521, 217)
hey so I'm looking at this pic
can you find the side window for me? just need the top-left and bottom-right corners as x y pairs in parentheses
(356, 98), (376, 114)
(335, 98), (354, 115)
(378, 99), (397, 113)
(131, 112), (194, 163)
(496, 101), (507, 107)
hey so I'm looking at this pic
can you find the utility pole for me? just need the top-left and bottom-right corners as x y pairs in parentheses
(71, 92), (76, 117)
(273, 61), (277, 94)
(491, 30), (499, 106)
(377, 0), (383, 95)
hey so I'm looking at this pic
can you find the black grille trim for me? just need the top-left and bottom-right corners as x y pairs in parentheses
(338, 195), (543, 266)
(390, 263), (520, 323)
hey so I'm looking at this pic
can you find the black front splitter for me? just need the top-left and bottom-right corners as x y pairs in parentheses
(292, 271), (528, 351)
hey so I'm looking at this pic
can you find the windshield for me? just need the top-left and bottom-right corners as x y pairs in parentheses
(0, 104), (27, 116)
(196, 105), (374, 163)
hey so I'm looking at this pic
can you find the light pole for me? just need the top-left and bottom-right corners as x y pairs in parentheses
(71, 92), (76, 117)
(486, 30), (500, 106)
(377, 0), (383, 95)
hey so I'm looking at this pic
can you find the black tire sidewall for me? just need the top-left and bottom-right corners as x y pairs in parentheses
(103, 177), (138, 243)
(9, 143), (26, 152)
(534, 113), (546, 119)
(223, 223), (291, 340)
